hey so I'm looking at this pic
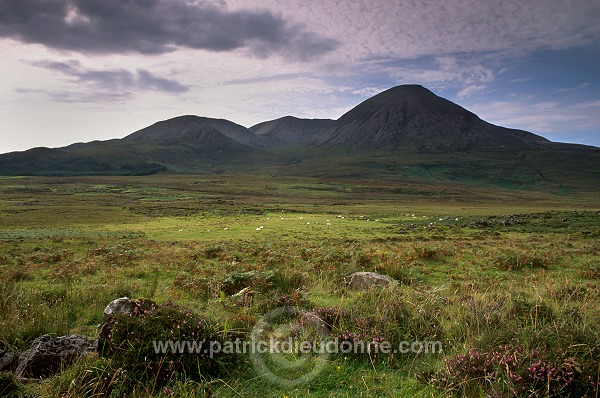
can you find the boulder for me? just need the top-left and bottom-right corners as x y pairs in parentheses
(344, 271), (397, 290)
(103, 297), (133, 318)
(14, 334), (97, 378)
(0, 351), (18, 372)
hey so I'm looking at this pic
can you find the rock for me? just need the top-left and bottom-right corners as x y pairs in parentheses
(344, 271), (397, 290)
(14, 334), (97, 378)
(0, 351), (18, 372)
(103, 297), (133, 318)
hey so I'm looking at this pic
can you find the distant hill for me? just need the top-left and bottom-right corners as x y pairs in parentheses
(0, 121), (278, 175)
(250, 116), (334, 148)
(123, 115), (267, 148)
(312, 85), (550, 152)
(0, 84), (598, 192)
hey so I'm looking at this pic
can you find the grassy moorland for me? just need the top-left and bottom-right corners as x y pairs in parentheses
(0, 174), (598, 397)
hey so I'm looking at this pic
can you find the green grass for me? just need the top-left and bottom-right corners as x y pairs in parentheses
(0, 174), (598, 397)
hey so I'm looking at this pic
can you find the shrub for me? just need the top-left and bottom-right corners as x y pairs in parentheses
(220, 270), (273, 295)
(98, 299), (236, 389)
(576, 262), (600, 280)
(219, 269), (305, 296)
(492, 249), (552, 271)
(268, 269), (307, 293)
(410, 243), (454, 262)
(202, 245), (224, 260)
(254, 291), (313, 314)
(3, 267), (33, 282)
(307, 291), (444, 363)
(428, 343), (598, 397)
(310, 306), (349, 330)
(171, 273), (216, 299)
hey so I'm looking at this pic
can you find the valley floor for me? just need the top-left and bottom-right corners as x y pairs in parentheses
(0, 175), (598, 397)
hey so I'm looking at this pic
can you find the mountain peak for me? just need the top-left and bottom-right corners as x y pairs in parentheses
(312, 84), (548, 152)
(381, 84), (430, 94)
(123, 115), (265, 148)
(371, 84), (438, 100)
(360, 84), (468, 115)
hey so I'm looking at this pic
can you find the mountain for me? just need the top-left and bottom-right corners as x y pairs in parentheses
(0, 84), (598, 191)
(123, 115), (266, 148)
(0, 146), (151, 176)
(250, 116), (334, 148)
(0, 121), (277, 175)
(312, 85), (550, 152)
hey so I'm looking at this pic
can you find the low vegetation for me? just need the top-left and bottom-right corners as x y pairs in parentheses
(0, 175), (598, 397)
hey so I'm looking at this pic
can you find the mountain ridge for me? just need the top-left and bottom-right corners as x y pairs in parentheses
(249, 116), (334, 148)
(0, 84), (598, 190)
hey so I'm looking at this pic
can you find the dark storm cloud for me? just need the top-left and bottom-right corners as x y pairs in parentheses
(0, 0), (338, 60)
(32, 60), (189, 94)
(136, 69), (188, 92)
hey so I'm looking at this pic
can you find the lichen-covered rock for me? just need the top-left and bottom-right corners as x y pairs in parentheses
(14, 334), (97, 378)
(344, 271), (397, 290)
(103, 297), (133, 318)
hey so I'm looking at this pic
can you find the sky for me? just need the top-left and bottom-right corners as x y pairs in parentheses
(1, 0), (599, 154)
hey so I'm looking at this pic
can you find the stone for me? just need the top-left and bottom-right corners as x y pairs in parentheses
(14, 334), (97, 379)
(344, 271), (397, 290)
(103, 297), (133, 318)
(0, 351), (18, 372)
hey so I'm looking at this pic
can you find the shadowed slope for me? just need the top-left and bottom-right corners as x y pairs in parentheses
(312, 85), (550, 152)
(250, 116), (334, 148)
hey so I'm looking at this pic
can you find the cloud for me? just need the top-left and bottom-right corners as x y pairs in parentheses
(29, 60), (189, 101)
(382, 56), (495, 95)
(136, 70), (189, 93)
(574, 100), (600, 110)
(510, 78), (531, 84)
(224, 72), (307, 85)
(16, 87), (133, 103)
(558, 82), (590, 93)
(457, 85), (486, 98)
(226, 0), (600, 62)
(0, 0), (338, 60)
(350, 86), (391, 97)
(467, 99), (600, 138)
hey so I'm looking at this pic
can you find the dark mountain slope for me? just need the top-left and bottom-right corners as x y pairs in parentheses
(250, 116), (334, 148)
(312, 85), (550, 152)
(0, 145), (165, 176)
(123, 115), (267, 148)
(0, 125), (279, 175)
